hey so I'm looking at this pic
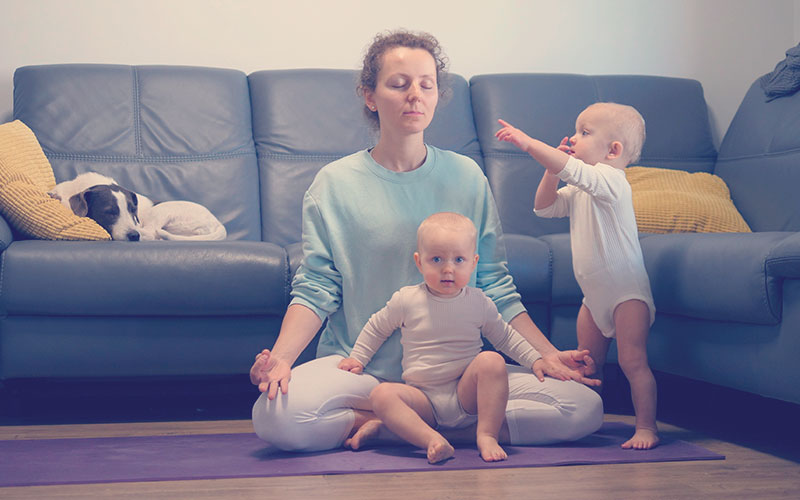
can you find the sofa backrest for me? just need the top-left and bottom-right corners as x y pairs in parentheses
(13, 64), (261, 240)
(715, 78), (800, 232)
(249, 69), (482, 247)
(470, 73), (718, 237)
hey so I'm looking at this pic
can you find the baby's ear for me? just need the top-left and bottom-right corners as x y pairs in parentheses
(607, 141), (624, 159)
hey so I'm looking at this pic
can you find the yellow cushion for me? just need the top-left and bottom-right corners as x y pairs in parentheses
(0, 120), (110, 240)
(626, 166), (751, 234)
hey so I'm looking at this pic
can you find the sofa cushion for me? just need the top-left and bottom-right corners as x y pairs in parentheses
(0, 120), (110, 240)
(13, 65), (260, 241)
(626, 166), (751, 234)
(503, 233), (551, 304)
(0, 240), (288, 316)
(541, 232), (787, 325)
(715, 78), (800, 232)
(641, 232), (788, 324)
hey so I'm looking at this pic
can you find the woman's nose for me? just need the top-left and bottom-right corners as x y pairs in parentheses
(408, 83), (421, 101)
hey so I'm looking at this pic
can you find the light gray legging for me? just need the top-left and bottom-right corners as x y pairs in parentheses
(252, 355), (603, 452)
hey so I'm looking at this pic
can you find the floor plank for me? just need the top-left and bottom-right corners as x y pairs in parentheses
(1, 414), (799, 500)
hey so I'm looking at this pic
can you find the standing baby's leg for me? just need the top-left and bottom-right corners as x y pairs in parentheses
(369, 382), (454, 464)
(614, 299), (659, 449)
(576, 304), (612, 388)
(458, 351), (509, 462)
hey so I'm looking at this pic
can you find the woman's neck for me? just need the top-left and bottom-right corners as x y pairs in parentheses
(370, 133), (427, 172)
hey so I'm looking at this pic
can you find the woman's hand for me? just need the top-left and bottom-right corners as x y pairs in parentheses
(250, 349), (293, 400)
(337, 357), (364, 374)
(539, 350), (601, 387)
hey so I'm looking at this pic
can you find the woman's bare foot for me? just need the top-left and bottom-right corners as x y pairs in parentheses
(344, 419), (384, 450)
(621, 427), (660, 450)
(427, 436), (455, 464)
(476, 434), (507, 462)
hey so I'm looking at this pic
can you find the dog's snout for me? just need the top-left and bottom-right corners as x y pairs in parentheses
(127, 231), (140, 241)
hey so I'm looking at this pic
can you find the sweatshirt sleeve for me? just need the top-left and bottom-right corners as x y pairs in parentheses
(473, 176), (526, 323)
(349, 289), (405, 368)
(289, 189), (343, 321)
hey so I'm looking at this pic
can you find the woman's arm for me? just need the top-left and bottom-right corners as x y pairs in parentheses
(509, 312), (600, 387)
(249, 303), (323, 399)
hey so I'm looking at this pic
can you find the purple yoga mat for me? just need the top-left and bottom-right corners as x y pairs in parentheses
(0, 422), (723, 487)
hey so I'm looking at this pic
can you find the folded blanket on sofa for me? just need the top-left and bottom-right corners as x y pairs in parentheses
(759, 42), (800, 101)
(140, 201), (227, 241)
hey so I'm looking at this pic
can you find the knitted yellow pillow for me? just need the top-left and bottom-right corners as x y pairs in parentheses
(626, 166), (751, 234)
(0, 120), (110, 240)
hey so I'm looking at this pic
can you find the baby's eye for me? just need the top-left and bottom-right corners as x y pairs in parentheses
(432, 256), (441, 263)
(455, 256), (465, 263)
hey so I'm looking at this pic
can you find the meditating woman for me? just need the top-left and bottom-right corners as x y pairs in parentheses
(250, 29), (603, 452)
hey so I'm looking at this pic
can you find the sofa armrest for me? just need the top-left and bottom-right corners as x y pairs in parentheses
(767, 232), (800, 279)
(0, 214), (14, 252)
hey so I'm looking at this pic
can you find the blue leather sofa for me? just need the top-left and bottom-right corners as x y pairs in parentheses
(2, 65), (798, 406)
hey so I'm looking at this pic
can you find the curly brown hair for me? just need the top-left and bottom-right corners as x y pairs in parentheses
(357, 29), (450, 126)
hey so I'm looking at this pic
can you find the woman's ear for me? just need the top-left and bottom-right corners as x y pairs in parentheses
(364, 90), (376, 112)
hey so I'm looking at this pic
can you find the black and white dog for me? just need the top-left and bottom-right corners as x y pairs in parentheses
(48, 172), (153, 241)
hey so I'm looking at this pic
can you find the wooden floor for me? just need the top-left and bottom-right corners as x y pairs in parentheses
(1, 372), (799, 499)
(1, 414), (799, 500)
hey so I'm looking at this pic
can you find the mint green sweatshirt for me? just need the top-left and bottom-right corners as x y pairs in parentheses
(290, 145), (525, 382)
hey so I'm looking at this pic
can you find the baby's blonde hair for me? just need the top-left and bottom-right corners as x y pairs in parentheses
(586, 102), (646, 165)
(417, 212), (477, 252)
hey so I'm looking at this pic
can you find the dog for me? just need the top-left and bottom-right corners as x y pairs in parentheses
(48, 172), (153, 241)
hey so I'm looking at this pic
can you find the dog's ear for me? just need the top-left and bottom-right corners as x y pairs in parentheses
(69, 191), (90, 217)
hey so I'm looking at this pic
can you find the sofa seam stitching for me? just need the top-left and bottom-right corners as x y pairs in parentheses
(132, 66), (142, 157)
(42, 152), (255, 162)
(716, 148), (800, 162)
(257, 153), (347, 161)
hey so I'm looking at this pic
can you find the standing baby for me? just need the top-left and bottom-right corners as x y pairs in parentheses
(496, 103), (659, 449)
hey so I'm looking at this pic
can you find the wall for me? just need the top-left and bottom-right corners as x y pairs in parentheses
(1, 0), (797, 147)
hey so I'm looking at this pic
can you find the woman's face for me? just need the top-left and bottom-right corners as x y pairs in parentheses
(364, 47), (439, 138)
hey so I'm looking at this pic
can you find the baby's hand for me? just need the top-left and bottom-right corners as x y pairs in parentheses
(495, 119), (534, 152)
(556, 136), (573, 154)
(338, 357), (364, 374)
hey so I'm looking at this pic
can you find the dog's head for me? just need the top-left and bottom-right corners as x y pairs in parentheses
(69, 184), (144, 241)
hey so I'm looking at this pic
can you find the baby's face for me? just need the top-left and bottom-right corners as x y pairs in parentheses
(568, 107), (615, 166)
(414, 227), (478, 298)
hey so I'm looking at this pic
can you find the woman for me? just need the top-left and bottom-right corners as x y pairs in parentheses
(250, 29), (603, 452)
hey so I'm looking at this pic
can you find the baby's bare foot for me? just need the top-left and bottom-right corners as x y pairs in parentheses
(427, 437), (455, 464)
(344, 419), (383, 450)
(621, 427), (660, 450)
(477, 434), (507, 462)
